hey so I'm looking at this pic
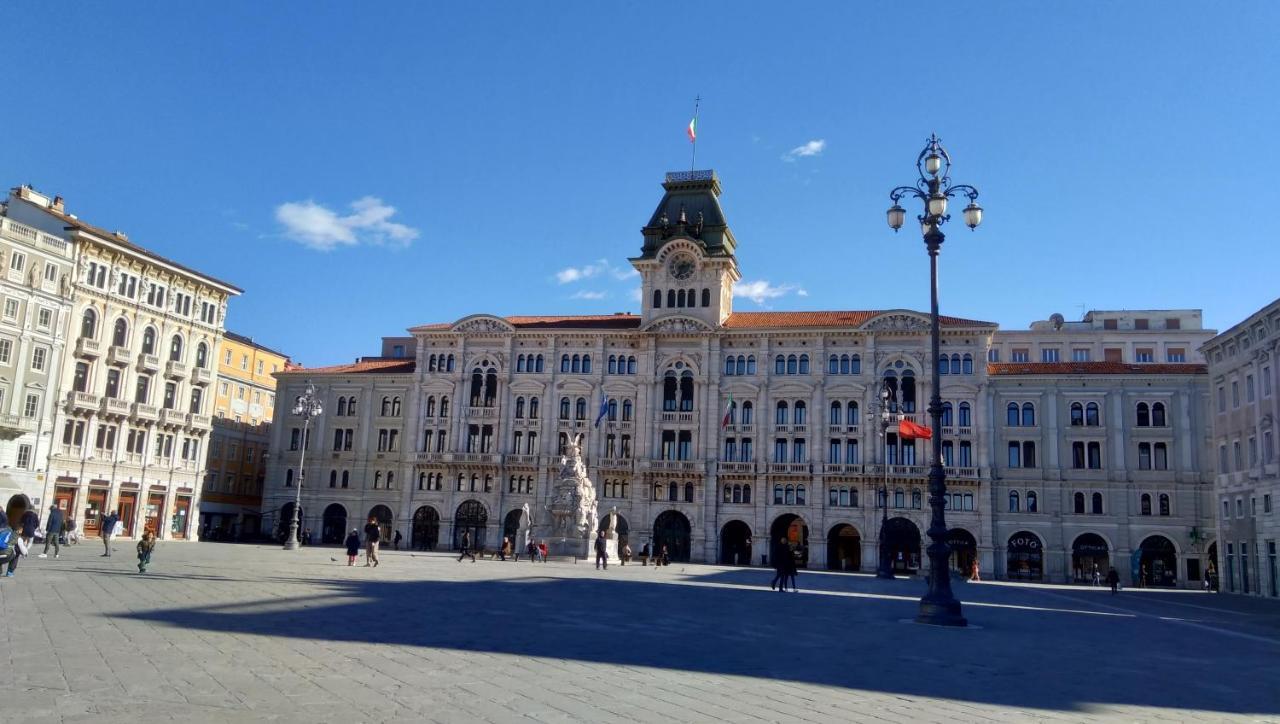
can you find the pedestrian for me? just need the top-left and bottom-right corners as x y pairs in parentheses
(344, 529), (360, 566)
(594, 530), (608, 570)
(304, 528), (313, 546)
(363, 517), (381, 567)
(393, 530), (403, 551)
(100, 509), (119, 557)
(136, 530), (157, 573)
(19, 508), (39, 553)
(1106, 567), (1120, 595)
(659, 545), (670, 567)
(526, 539), (538, 563)
(1092, 565), (1101, 587)
(769, 537), (787, 591)
(784, 549), (799, 592)
(1203, 568), (1212, 591)
(500, 536), (512, 561)
(38, 505), (65, 559)
(457, 530), (476, 562)
(1139, 565), (1148, 588)
(538, 541), (548, 562)
(0, 510), (18, 577)
(640, 542), (651, 566)
(621, 542), (632, 566)
(969, 558), (981, 582)
(66, 518), (78, 545)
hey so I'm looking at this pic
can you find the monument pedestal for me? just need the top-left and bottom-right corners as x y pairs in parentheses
(548, 537), (592, 559)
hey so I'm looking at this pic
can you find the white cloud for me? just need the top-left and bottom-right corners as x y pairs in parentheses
(555, 259), (637, 284)
(570, 290), (607, 300)
(734, 280), (804, 304)
(629, 287), (642, 302)
(782, 139), (826, 162)
(275, 196), (419, 251)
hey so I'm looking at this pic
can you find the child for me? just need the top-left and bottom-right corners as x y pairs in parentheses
(136, 530), (156, 573)
(344, 529), (361, 566)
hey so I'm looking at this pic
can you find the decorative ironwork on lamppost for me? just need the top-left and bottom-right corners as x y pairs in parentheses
(875, 381), (901, 579)
(886, 133), (982, 627)
(284, 382), (323, 551)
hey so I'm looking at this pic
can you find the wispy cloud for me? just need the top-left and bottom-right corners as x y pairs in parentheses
(275, 196), (419, 251)
(554, 259), (638, 284)
(570, 290), (607, 300)
(629, 287), (642, 302)
(734, 280), (808, 305)
(782, 139), (826, 162)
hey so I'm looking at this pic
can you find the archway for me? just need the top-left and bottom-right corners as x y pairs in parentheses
(719, 520), (752, 565)
(368, 505), (394, 543)
(1007, 530), (1043, 581)
(412, 506), (440, 551)
(453, 500), (488, 550)
(827, 524), (862, 572)
(652, 510), (691, 562)
(882, 517), (921, 574)
(5, 494), (32, 528)
(946, 528), (977, 575)
(1138, 535), (1178, 587)
(600, 512), (630, 550)
(1071, 533), (1109, 583)
(321, 503), (347, 544)
(770, 514), (809, 569)
(277, 502), (304, 543)
(503, 509), (525, 551)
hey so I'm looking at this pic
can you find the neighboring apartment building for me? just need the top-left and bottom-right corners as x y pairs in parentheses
(0, 207), (76, 526)
(261, 170), (1221, 588)
(199, 331), (291, 539)
(2, 185), (241, 541)
(1202, 298), (1280, 597)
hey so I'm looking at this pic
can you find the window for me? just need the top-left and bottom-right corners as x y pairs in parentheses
(0, 338), (10, 364)
(1135, 348), (1153, 363)
(1026, 491), (1038, 513)
(1103, 318), (1118, 330)
(1247, 375), (1256, 403)
(1232, 381), (1240, 408)
(1166, 348), (1186, 363)
(1104, 348), (1123, 362)
(2, 299), (17, 320)
(1136, 402), (1150, 427)
(988, 348), (1000, 362)
(1011, 348), (1029, 363)
(1072, 348), (1091, 362)
(1159, 493), (1170, 516)
(1041, 348), (1060, 363)
(1087, 441), (1102, 469)
(31, 346), (46, 372)
(16, 443), (31, 469)
(1164, 318), (1180, 330)
(1009, 491), (1020, 512)
(1091, 492), (1104, 514)
(9, 251), (25, 275)
(1141, 493), (1152, 515)
(1134, 318), (1149, 330)
(1218, 386), (1226, 413)
(36, 307), (51, 330)
(1138, 442), (1152, 470)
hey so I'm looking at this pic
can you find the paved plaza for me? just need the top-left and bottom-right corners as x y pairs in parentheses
(1, 542), (1278, 723)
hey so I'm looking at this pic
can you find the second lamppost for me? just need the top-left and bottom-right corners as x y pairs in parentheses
(284, 382), (323, 551)
(886, 133), (983, 627)
(875, 382), (899, 579)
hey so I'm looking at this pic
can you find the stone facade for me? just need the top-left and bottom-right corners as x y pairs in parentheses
(262, 170), (1218, 587)
(1201, 298), (1280, 597)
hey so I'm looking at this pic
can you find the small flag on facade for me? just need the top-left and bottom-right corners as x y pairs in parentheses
(721, 393), (734, 428)
(594, 396), (610, 428)
(898, 418), (933, 441)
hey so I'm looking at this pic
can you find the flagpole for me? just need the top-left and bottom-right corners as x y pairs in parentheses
(690, 95), (700, 172)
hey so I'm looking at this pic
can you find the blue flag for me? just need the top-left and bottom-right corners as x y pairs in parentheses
(594, 396), (610, 428)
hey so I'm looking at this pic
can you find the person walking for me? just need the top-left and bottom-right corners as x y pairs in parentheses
(0, 510), (18, 577)
(594, 530), (609, 570)
(969, 558), (981, 582)
(136, 531), (157, 573)
(526, 539), (538, 563)
(621, 542), (632, 566)
(344, 529), (361, 566)
(363, 517), (381, 567)
(100, 509), (119, 557)
(640, 542), (651, 566)
(769, 537), (787, 591)
(457, 530), (476, 562)
(1092, 565), (1102, 587)
(393, 530), (403, 551)
(66, 518), (78, 545)
(38, 505), (65, 559)
(1106, 567), (1120, 595)
(500, 536), (512, 561)
(658, 545), (670, 567)
(19, 508), (39, 553)
(783, 544), (799, 592)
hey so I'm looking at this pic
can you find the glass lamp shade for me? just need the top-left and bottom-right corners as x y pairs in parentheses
(963, 201), (984, 229)
(924, 153), (943, 176)
(886, 204), (906, 230)
(927, 193), (948, 217)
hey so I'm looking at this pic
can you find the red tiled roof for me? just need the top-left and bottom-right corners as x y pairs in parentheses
(505, 315), (641, 330)
(989, 362), (1208, 376)
(281, 358), (415, 375)
(412, 311), (995, 332)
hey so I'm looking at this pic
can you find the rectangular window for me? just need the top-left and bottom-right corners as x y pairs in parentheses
(1072, 348), (1091, 362)
(44, 262), (57, 283)
(1233, 381), (1240, 408)
(1103, 318), (1118, 330)
(2, 299), (17, 320)
(1164, 318), (1180, 330)
(1134, 318), (1149, 330)
(0, 338), (10, 364)
(1247, 375), (1256, 402)
(1265, 494), (1273, 514)
(9, 251), (25, 274)
(30, 346), (46, 372)
(1104, 348), (1123, 362)
(1135, 348), (1154, 363)
(1250, 437), (1258, 466)
(1218, 386), (1227, 413)
(1266, 431), (1274, 463)
(36, 308), (51, 330)
(1219, 444), (1229, 473)
(1011, 349), (1029, 363)
(1041, 348), (1060, 363)
(16, 444), (31, 469)
(1166, 348), (1186, 363)
(23, 393), (38, 418)
(1265, 367), (1273, 397)
(987, 349), (1000, 362)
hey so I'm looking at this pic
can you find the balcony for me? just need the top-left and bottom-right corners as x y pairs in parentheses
(453, 452), (501, 465)
(165, 360), (188, 379)
(465, 406), (498, 419)
(506, 454), (541, 467)
(189, 413), (212, 429)
(945, 466), (981, 480)
(718, 461), (756, 474)
(75, 337), (102, 358)
(596, 457), (633, 471)
(415, 451), (447, 464)
(557, 418), (588, 430)
(0, 413), (37, 439)
(132, 403), (159, 422)
(723, 423), (753, 434)
(106, 346), (131, 367)
(137, 353), (160, 372)
(101, 397), (131, 418)
(768, 462), (811, 475)
(68, 391), (100, 413)
(659, 411), (696, 423)
(192, 367), (214, 385)
(823, 463), (864, 475)
(643, 459), (703, 472)
(159, 408), (185, 428)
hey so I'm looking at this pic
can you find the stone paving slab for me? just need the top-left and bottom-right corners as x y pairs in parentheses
(1, 542), (1278, 723)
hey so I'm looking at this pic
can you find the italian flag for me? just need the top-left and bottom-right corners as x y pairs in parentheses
(687, 116), (697, 143)
(721, 393), (733, 428)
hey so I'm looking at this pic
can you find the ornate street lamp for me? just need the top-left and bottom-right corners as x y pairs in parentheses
(886, 133), (982, 627)
(284, 382), (323, 551)
(875, 382), (901, 579)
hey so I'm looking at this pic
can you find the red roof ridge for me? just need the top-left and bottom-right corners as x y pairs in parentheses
(281, 357), (416, 375)
(988, 361), (1208, 375)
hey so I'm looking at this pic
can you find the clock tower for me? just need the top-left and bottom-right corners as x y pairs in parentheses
(630, 170), (740, 328)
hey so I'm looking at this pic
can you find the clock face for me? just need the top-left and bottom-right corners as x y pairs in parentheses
(668, 254), (696, 280)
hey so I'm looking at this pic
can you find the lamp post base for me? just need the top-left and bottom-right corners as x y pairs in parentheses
(915, 597), (967, 627)
(283, 522), (301, 551)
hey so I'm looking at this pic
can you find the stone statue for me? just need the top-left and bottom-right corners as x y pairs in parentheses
(542, 433), (598, 557)
(516, 502), (532, 549)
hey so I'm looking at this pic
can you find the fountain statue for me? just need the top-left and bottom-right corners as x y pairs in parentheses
(541, 433), (598, 558)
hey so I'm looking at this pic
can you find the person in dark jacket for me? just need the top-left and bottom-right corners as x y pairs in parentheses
(363, 517), (381, 567)
(0, 510), (17, 577)
(457, 530), (476, 562)
(770, 537), (787, 591)
(136, 530), (157, 573)
(344, 529), (361, 566)
(19, 508), (39, 548)
(1106, 568), (1120, 594)
(100, 510), (119, 557)
(39, 506), (65, 559)
(594, 530), (609, 570)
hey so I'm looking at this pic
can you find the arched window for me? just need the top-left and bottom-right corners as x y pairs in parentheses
(515, 397), (525, 419)
(1138, 442), (1152, 470)
(774, 355), (785, 375)
(829, 401), (842, 425)
(793, 401), (806, 424)
(575, 397), (587, 420)
(341, 470), (349, 488)
(962, 354), (973, 374)
(80, 308), (98, 339)
(850, 355), (861, 374)
(1027, 491), (1038, 512)
(939, 355), (949, 375)
(1159, 493), (1170, 516)
(518, 355), (527, 373)
(1021, 403), (1035, 426)
(1154, 442), (1168, 470)
(1140, 493), (1152, 515)
(559, 397), (571, 420)
(329, 470), (337, 488)
(1136, 402), (1150, 427)
(1152, 402), (1166, 427)
(528, 397), (539, 418)
(535, 355), (545, 373)
(735, 355), (746, 376)
(725, 356), (735, 375)
(941, 402), (953, 427)
(1091, 492), (1104, 515)
(701, 288), (711, 307)
(900, 370), (916, 412)
(582, 354), (592, 373)
(667, 289), (675, 308)
(1070, 402), (1084, 426)
(798, 354), (810, 374)
(607, 398), (618, 421)
(741, 401), (753, 425)
(622, 399), (633, 421)
(796, 485), (806, 505)
(958, 402), (971, 427)
(337, 397), (348, 416)
(653, 290), (662, 308)
(168, 334), (184, 362)
(684, 482), (694, 502)
(774, 485), (784, 504)
(285, 469), (294, 487)
(746, 356), (756, 375)
(787, 355), (798, 375)
(742, 484), (751, 504)
(1074, 492), (1085, 514)
(112, 318), (128, 347)
(894, 488), (905, 508)
(785, 485), (795, 505)
(381, 396), (391, 416)
(950, 354), (961, 375)
(1009, 491), (1020, 512)
(776, 401), (788, 425)
(911, 489), (921, 509)
(724, 485), (733, 503)
(668, 483), (679, 502)
(828, 355), (839, 374)
(626, 356), (636, 374)
(1085, 402), (1100, 426)
(560, 355), (570, 373)
(840, 355), (851, 375)
(663, 372), (678, 411)
(679, 372), (694, 412)
(1007, 402), (1020, 426)
(847, 402), (859, 426)
(677, 289), (686, 307)
(571, 354), (581, 373)
(424, 396), (435, 417)
(195, 342), (208, 369)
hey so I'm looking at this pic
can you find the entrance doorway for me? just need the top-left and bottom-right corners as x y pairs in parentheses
(503, 509), (525, 550)
(171, 496), (191, 539)
(117, 491), (138, 537)
(600, 512), (630, 550)
(771, 514), (809, 569)
(84, 489), (108, 537)
(1138, 535), (1178, 587)
(1007, 530), (1044, 581)
(652, 510), (692, 562)
(145, 492), (165, 536)
(826, 524), (861, 571)
(719, 520), (752, 565)
(1071, 533), (1109, 583)
(453, 500), (488, 550)
(882, 517), (921, 574)
(322, 504), (348, 544)
(412, 506), (440, 550)
(54, 487), (77, 525)
(947, 528), (977, 575)
(368, 505), (394, 544)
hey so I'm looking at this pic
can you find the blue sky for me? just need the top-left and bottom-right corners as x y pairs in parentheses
(3, 3), (1278, 365)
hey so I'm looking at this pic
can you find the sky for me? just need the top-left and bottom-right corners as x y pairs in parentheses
(3, 2), (1278, 366)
